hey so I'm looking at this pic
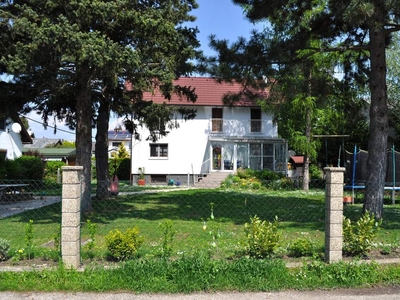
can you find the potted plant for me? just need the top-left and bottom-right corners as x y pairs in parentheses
(343, 193), (353, 204)
(137, 168), (146, 186)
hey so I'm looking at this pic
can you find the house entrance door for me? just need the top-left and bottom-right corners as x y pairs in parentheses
(212, 145), (222, 170)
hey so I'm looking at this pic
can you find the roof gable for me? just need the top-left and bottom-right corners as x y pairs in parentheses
(24, 138), (62, 149)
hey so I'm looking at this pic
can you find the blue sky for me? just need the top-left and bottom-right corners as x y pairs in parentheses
(27, 0), (262, 140)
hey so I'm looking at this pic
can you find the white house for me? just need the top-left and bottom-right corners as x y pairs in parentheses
(131, 77), (287, 185)
(107, 127), (132, 158)
(0, 115), (32, 160)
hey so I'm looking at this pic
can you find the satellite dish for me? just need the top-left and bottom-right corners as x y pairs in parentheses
(11, 123), (22, 133)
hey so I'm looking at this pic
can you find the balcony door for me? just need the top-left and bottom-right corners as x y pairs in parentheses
(250, 108), (262, 132)
(212, 108), (223, 132)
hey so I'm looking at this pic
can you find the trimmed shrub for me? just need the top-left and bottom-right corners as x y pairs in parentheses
(105, 227), (143, 261)
(343, 211), (382, 257)
(243, 215), (281, 258)
(288, 238), (315, 257)
(3, 156), (44, 179)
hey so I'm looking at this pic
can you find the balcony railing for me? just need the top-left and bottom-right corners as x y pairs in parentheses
(211, 118), (273, 135)
(250, 119), (262, 132)
(211, 118), (223, 132)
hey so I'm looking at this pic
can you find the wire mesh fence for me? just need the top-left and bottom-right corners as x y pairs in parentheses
(1, 174), (400, 266)
(0, 179), (61, 263)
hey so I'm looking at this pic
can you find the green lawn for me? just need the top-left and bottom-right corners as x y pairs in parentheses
(1, 188), (400, 261)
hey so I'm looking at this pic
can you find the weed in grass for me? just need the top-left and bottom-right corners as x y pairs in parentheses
(12, 248), (25, 262)
(288, 237), (316, 258)
(25, 219), (34, 260)
(0, 238), (10, 261)
(205, 219), (221, 252)
(201, 202), (223, 253)
(159, 220), (175, 258)
(53, 225), (61, 254)
(83, 219), (97, 259)
(298, 259), (381, 287)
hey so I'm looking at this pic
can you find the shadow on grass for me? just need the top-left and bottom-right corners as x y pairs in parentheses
(3, 189), (400, 233)
(87, 189), (327, 231)
(343, 202), (400, 230)
(2, 202), (61, 224)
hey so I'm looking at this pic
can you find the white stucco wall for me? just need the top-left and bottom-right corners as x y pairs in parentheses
(0, 126), (24, 160)
(131, 106), (277, 176)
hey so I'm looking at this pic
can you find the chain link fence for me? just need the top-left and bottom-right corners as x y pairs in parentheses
(1, 173), (400, 266)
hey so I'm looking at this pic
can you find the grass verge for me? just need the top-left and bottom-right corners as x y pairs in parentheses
(1, 256), (400, 292)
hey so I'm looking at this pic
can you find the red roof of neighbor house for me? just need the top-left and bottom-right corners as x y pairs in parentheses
(290, 156), (304, 165)
(139, 77), (267, 107)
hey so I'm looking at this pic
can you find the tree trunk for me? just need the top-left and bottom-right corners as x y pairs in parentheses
(302, 106), (311, 191)
(95, 100), (110, 200)
(302, 70), (312, 192)
(75, 62), (94, 213)
(363, 9), (388, 219)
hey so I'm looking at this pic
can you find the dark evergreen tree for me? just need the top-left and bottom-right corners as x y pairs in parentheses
(201, 0), (398, 217)
(0, 0), (200, 211)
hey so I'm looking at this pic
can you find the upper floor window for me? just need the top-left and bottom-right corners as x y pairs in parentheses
(150, 143), (168, 158)
(211, 108), (223, 132)
(250, 108), (262, 132)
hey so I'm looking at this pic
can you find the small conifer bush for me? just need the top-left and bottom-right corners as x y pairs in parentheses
(105, 227), (143, 261)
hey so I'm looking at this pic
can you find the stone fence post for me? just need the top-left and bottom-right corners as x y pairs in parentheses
(324, 167), (345, 263)
(61, 166), (82, 269)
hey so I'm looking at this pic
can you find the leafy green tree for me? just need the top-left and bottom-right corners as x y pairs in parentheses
(202, 24), (347, 190)
(204, 0), (398, 218)
(386, 32), (400, 148)
(1, 1), (200, 210)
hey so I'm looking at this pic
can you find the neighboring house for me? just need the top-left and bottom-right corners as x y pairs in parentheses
(131, 77), (288, 185)
(24, 138), (63, 149)
(0, 115), (33, 160)
(23, 138), (76, 165)
(108, 128), (132, 158)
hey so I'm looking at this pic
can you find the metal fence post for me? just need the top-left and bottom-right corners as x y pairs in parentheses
(61, 166), (83, 269)
(324, 167), (345, 263)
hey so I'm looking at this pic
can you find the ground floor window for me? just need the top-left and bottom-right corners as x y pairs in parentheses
(150, 144), (168, 158)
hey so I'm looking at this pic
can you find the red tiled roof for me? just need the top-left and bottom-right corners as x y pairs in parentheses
(290, 156), (304, 165)
(139, 77), (267, 107)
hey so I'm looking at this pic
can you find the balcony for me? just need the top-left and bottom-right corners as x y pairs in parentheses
(211, 118), (223, 132)
(250, 119), (262, 132)
(210, 118), (275, 136)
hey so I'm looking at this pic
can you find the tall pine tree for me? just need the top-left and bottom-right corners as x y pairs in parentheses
(1, 0), (200, 211)
(205, 0), (398, 218)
